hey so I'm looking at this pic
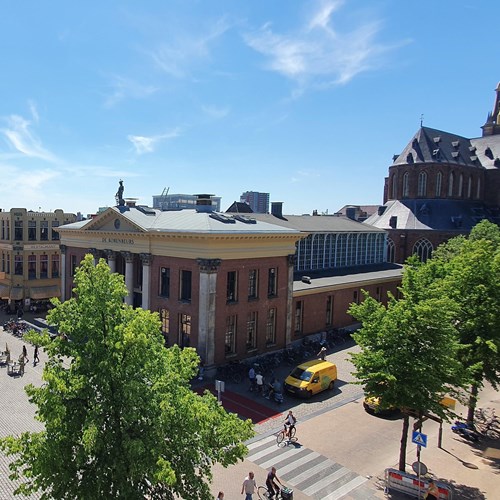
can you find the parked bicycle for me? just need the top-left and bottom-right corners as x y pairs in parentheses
(474, 407), (500, 439)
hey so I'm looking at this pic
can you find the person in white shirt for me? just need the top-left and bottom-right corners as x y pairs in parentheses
(255, 372), (264, 393)
(284, 410), (297, 438)
(241, 471), (256, 499)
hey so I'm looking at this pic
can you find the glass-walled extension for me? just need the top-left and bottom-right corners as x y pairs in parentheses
(295, 231), (387, 272)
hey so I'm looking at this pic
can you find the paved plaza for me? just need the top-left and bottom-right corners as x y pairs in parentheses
(1, 317), (500, 499)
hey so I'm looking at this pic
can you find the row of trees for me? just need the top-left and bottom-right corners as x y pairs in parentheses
(1, 255), (254, 499)
(349, 220), (500, 471)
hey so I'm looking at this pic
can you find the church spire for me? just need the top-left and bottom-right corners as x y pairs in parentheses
(481, 81), (500, 136)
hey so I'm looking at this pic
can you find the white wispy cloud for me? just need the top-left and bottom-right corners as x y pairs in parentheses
(201, 104), (230, 119)
(1, 113), (57, 162)
(0, 163), (60, 198)
(244, 0), (406, 90)
(150, 17), (230, 78)
(290, 169), (321, 183)
(104, 75), (159, 108)
(127, 128), (181, 154)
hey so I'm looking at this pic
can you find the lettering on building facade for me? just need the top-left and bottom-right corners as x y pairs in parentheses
(101, 237), (135, 245)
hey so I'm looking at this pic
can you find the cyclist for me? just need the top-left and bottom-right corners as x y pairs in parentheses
(283, 410), (296, 438)
(265, 466), (283, 499)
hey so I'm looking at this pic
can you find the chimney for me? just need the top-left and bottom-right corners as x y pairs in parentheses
(345, 206), (357, 220)
(271, 202), (283, 218)
(194, 194), (216, 213)
(125, 198), (137, 207)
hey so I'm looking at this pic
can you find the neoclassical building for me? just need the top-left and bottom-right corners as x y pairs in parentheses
(365, 82), (500, 263)
(57, 196), (402, 366)
(0, 208), (77, 306)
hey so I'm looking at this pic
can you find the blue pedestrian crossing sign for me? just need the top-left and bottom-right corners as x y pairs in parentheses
(412, 431), (427, 448)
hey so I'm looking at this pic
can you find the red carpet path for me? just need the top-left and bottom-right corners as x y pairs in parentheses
(195, 385), (280, 424)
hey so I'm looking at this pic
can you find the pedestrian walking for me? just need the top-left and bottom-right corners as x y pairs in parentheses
(22, 344), (29, 363)
(255, 372), (264, 393)
(216, 491), (224, 500)
(317, 346), (327, 360)
(424, 479), (439, 500)
(241, 471), (256, 499)
(33, 345), (40, 366)
(248, 365), (256, 391)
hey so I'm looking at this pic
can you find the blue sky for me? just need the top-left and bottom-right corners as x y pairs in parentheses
(1, 1), (499, 216)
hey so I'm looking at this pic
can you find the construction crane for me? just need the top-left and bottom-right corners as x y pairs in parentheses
(159, 187), (170, 210)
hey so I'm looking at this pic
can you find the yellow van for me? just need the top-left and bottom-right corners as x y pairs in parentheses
(284, 360), (337, 398)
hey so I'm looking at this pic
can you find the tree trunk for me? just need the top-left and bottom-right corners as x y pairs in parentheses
(467, 383), (479, 426)
(399, 413), (410, 471)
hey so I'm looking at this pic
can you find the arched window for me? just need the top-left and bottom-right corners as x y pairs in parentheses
(467, 176), (472, 199)
(413, 238), (433, 262)
(391, 174), (397, 199)
(476, 177), (481, 199)
(435, 172), (442, 197)
(458, 174), (464, 197)
(402, 172), (410, 198)
(386, 238), (396, 263)
(448, 172), (454, 197)
(417, 171), (427, 197)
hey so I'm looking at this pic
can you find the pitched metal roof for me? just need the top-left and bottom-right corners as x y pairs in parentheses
(59, 206), (301, 235)
(245, 213), (386, 233)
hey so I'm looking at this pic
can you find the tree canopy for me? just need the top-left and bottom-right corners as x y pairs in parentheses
(1, 255), (254, 499)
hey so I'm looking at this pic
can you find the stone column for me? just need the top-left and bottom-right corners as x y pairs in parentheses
(60, 245), (67, 302)
(104, 249), (116, 273)
(122, 251), (134, 306)
(285, 254), (296, 346)
(197, 258), (221, 366)
(140, 253), (152, 310)
(89, 248), (99, 266)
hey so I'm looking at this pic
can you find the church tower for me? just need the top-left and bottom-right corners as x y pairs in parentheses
(481, 82), (500, 136)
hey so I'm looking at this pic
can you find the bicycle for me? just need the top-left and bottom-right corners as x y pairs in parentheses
(474, 407), (500, 439)
(257, 485), (293, 499)
(276, 426), (296, 446)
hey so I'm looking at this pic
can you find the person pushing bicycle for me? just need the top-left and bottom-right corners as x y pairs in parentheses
(283, 410), (296, 438)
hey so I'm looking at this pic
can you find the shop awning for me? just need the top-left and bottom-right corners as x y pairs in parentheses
(0, 284), (9, 299)
(30, 285), (60, 300)
(10, 287), (24, 300)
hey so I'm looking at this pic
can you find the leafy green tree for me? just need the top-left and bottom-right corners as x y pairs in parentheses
(427, 220), (500, 424)
(349, 259), (466, 471)
(1, 255), (254, 499)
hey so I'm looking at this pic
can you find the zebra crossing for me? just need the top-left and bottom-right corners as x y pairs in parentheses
(246, 434), (378, 499)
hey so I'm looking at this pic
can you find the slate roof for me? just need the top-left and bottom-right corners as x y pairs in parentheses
(364, 199), (500, 231)
(470, 134), (500, 170)
(244, 213), (386, 233)
(60, 206), (301, 235)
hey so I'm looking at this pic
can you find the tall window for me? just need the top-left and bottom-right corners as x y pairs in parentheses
(180, 270), (192, 302)
(71, 255), (77, 276)
(413, 238), (433, 262)
(268, 267), (277, 297)
(391, 174), (397, 199)
(28, 220), (37, 241)
(467, 176), (472, 199)
(1, 253), (4, 272)
(417, 171), (427, 197)
(51, 220), (60, 240)
(326, 295), (333, 326)
(248, 269), (258, 299)
(52, 254), (59, 278)
(266, 308), (276, 345)
(179, 313), (191, 347)
(387, 238), (395, 263)
(160, 309), (170, 344)
(402, 172), (409, 197)
(40, 254), (48, 278)
(159, 267), (170, 297)
(476, 177), (481, 199)
(435, 172), (442, 197)
(225, 315), (237, 355)
(458, 174), (464, 198)
(15, 255), (23, 275)
(1, 220), (4, 240)
(246, 311), (257, 350)
(448, 172), (454, 197)
(40, 221), (49, 241)
(14, 220), (23, 241)
(5, 220), (10, 240)
(294, 301), (303, 334)
(353, 290), (360, 304)
(28, 255), (36, 279)
(226, 271), (237, 302)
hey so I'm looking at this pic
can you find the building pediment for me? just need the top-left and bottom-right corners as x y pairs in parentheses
(83, 208), (145, 233)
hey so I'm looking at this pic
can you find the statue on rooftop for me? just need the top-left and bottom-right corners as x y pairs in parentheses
(115, 180), (125, 206)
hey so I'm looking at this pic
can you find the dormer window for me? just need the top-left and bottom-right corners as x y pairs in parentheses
(433, 136), (441, 143)
(485, 147), (494, 159)
(452, 141), (459, 148)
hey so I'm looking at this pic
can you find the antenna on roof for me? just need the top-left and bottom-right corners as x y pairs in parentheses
(420, 114), (424, 127)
